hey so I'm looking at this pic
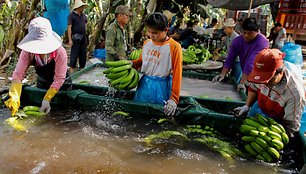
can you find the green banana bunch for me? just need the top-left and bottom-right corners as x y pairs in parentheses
(239, 114), (290, 163)
(103, 60), (139, 90)
(129, 49), (142, 60)
(23, 106), (46, 117)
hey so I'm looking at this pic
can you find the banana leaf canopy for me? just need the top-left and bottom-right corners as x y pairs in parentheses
(207, 0), (279, 10)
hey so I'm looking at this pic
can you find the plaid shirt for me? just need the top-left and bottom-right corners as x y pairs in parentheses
(249, 67), (306, 133)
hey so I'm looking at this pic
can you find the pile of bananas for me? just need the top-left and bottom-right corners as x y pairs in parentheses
(129, 49), (142, 60)
(23, 106), (46, 117)
(103, 60), (139, 90)
(239, 114), (290, 163)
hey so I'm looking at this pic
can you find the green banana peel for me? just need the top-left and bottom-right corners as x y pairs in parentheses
(111, 111), (129, 117)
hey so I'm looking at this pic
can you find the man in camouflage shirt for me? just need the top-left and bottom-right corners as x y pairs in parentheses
(105, 5), (131, 61)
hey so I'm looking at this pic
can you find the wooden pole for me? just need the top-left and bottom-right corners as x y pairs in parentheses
(248, 0), (254, 17)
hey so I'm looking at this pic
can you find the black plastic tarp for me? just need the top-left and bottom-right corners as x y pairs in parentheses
(207, 0), (279, 10)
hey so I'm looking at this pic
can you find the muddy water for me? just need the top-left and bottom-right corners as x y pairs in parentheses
(0, 108), (298, 174)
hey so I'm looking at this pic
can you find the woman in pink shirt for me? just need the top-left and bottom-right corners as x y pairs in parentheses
(5, 17), (70, 116)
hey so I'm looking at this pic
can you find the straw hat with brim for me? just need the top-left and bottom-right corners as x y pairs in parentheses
(223, 18), (236, 27)
(248, 48), (285, 84)
(74, 0), (88, 10)
(163, 10), (175, 20)
(17, 17), (62, 54)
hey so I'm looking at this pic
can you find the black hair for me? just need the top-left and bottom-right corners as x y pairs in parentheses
(144, 12), (168, 31)
(274, 22), (282, 27)
(242, 17), (259, 32)
(275, 66), (284, 74)
(211, 18), (218, 23)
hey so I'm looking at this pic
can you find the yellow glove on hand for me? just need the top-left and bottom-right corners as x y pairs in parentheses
(43, 87), (58, 101)
(4, 82), (22, 116)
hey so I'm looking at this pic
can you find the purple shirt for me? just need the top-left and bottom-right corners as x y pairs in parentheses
(224, 33), (269, 75)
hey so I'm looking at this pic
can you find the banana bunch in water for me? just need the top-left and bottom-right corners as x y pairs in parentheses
(103, 60), (139, 90)
(239, 114), (290, 163)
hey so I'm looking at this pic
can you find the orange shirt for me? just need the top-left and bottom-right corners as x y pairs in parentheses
(132, 38), (182, 103)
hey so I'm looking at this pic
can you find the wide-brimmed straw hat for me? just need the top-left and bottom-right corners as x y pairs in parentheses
(248, 48), (285, 83)
(73, 0), (88, 10)
(223, 18), (236, 27)
(17, 17), (62, 54)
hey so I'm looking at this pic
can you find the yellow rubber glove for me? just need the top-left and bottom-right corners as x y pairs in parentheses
(43, 87), (58, 101)
(4, 82), (22, 116)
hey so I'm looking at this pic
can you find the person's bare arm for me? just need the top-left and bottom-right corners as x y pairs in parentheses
(67, 25), (73, 47)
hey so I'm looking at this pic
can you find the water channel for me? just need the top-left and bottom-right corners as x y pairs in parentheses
(0, 107), (300, 174)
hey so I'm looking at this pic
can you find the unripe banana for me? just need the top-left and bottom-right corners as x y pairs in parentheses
(120, 68), (135, 84)
(249, 130), (260, 137)
(276, 123), (286, 133)
(262, 151), (273, 163)
(241, 136), (256, 142)
(267, 117), (277, 125)
(129, 51), (136, 60)
(257, 125), (270, 133)
(25, 111), (46, 117)
(272, 139), (284, 150)
(267, 147), (280, 159)
(281, 132), (289, 145)
(103, 68), (112, 74)
(250, 141), (264, 154)
(270, 125), (283, 134)
(118, 71), (134, 90)
(248, 116), (258, 122)
(244, 118), (263, 128)
(267, 131), (282, 141)
(255, 137), (268, 149)
(111, 64), (132, 73)
(105, 60), (131, 67)
(256, 154), (265, 161)
(240, 124), (257, 134)
(23, 106), (40, 112)
(137, 49), (142, 58)
(110, 73), (128, 86)
(127, 69), (139, 89)
(244, 144), (258, 156)
(106, 70), (129, 80)
(258, 132), (273, 147)
(255, 114), (269, 127)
